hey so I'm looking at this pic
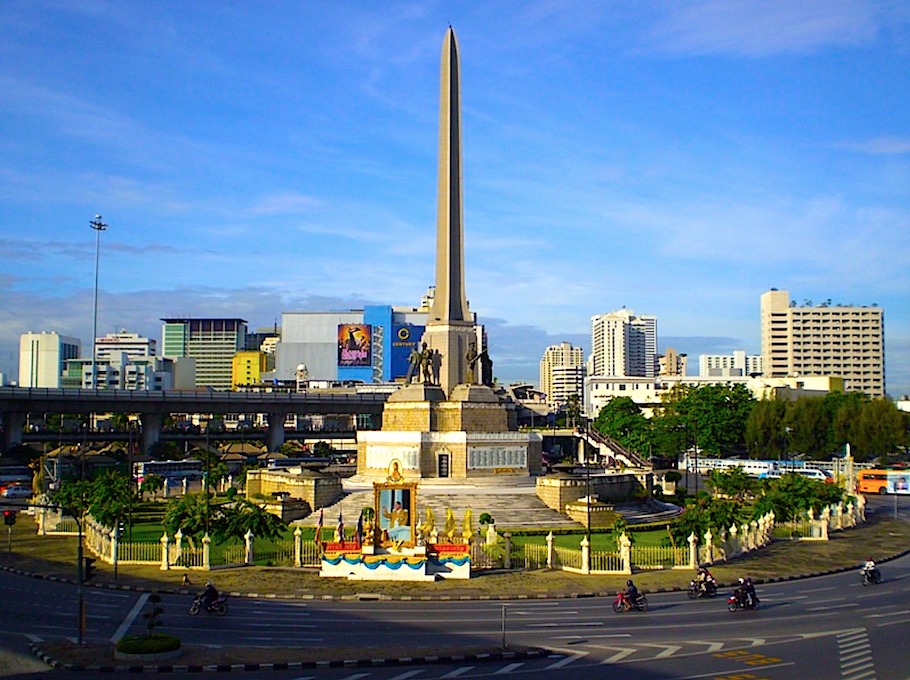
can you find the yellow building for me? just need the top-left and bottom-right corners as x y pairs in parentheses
(231, 350), (271, 390)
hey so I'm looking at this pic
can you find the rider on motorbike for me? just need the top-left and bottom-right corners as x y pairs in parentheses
(201, 581), (219, 609)
(862, 557), (880, 581)
(695, 567), (714, 591)
(624, 579), (640, 606)
(733, 577), (757, 608)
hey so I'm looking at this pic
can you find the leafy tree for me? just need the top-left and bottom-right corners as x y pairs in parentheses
(707, 467), (755, 502)
(784, 397), (830, 459)
(89, 469), (135, 529)
(751, 473), (844, 521)
(51, 479), (94, 521)
(162, 493), (211, 544)
(657, 384), (755, 457)
(670, 496), (743, 544)
(593, 397), (651, 454)
(140, 474), (165, 500)
(211, 498), (286, 545)
(745, 398), (787, 459)
(313, 441), (336, 457)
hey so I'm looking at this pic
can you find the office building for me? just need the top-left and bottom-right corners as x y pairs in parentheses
(95, 330), (156, 361)
(539, 342), (585, 408)
(760, 289), (885, 398)
(232, 351), (272, 390)
(590, 309), (657, 378)
(700, 350), (762, 378)
(161, 317), (248, 390)
(18, 331), (81, 388)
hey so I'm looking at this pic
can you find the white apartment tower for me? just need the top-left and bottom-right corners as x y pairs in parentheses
(19, 331), (81, 388)
(760, 289), (885, 398)
(591, 309), (657, 378)
(700, 350), (762, 377)
(539, 342), (585, 408)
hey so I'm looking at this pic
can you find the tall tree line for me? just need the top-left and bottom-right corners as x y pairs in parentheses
(592, 386), (908, 463)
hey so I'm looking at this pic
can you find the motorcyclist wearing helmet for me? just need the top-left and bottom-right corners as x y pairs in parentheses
(743, 576), (758, 607)
(201, 580), (219, 608)
(624, 579), (640, 606)
(734, 577), (748, 607)
(863, 557), (880, 581)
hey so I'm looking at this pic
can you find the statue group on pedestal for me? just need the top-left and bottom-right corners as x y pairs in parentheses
(406, 342), (442, 385)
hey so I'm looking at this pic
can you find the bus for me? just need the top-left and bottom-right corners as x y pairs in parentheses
(856, 468), (910, 495)
(759, 468), (834, 483)
(133, 459), (204, 484)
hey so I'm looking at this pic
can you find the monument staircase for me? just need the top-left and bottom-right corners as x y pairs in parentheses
(581, 429), (649, 468)
(299, 476), (681, 532)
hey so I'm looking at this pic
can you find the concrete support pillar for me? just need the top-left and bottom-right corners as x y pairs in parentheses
(0, 410), (26, 452)
(266, 412), (285, 452)
(140, 413), (162, 454)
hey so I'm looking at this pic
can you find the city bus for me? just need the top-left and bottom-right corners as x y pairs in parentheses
(856, 468), (910, 495)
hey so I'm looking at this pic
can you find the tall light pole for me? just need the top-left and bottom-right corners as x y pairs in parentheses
(89, 215), (107, 389)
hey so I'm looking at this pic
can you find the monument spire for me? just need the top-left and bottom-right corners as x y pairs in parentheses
(430, 26), (471, 325)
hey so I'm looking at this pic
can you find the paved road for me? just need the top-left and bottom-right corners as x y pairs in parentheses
(3, 494), (906, 678)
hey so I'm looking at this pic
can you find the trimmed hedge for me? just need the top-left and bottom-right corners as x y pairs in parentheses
(115, 633), (181, 655)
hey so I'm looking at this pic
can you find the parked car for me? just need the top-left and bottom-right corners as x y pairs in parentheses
(2, 485), (33, 499)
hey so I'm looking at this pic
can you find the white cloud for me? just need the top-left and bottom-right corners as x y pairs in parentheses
(645, 0), (881, 57)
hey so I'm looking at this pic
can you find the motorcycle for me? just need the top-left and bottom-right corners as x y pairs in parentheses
(687, 577), (718, 599)
(726, 589), (759, 612)
(861, 566), (882, 586)
(613, 591), (649, 613)
(189, 593), (229, 616)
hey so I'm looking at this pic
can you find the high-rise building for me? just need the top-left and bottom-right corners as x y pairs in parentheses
(539, 342), (585, 408)
(161, 317), (248, 390)
(590, 309), (657, 378)
(232, 351), (271, 390)
(95, 330), (156, 361)
(659, 347), (688, 377)
(699, 350), (762, 378)
(760, 289), (885, 398)
(18, 331), (81, 388)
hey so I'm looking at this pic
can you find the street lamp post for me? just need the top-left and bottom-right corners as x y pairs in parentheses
(89, 215), (107, 390)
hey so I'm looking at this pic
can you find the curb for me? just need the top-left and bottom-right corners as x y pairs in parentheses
(28, 642), (548, 673)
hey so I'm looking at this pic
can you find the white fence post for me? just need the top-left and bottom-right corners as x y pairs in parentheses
(546, 532), (555, 570)
(294, 526), (302, 568)
(619, 533), (632, 574)
(581, 536), (590, 575)
(244, 530), (254, 565)
(203, 533), (211, 571)
(160, 533), (170, 571)
(687, 532), (698, 569)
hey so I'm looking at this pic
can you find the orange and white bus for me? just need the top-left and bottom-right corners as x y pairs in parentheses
(856, 468), (910, 495)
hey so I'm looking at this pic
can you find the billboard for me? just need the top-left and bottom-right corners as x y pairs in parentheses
(391, 323), (424, 380)
(337, 324), (371, 367)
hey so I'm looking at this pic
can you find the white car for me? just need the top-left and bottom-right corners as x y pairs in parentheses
(2, 485), (33, 499)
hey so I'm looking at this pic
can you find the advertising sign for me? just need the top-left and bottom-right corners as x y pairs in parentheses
(337, 324), (371, 367)
(391, 323), (423, 380)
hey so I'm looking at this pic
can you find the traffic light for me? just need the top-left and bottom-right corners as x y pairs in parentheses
(2, 510), (15, 526)
(83, 557), (97, 582)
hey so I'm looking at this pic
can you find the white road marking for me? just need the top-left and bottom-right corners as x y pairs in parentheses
(494, 662), (524, 674)
(111, 592), (148, 643)
(545, 652), (587, 669)
(439, 668), (475, 679)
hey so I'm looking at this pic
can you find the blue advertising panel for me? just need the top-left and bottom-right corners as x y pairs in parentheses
(391, 323), (423, 381)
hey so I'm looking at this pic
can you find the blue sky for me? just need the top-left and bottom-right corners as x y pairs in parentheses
(1, 1), (908, 397)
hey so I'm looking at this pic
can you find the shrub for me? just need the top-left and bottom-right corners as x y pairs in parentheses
(115, 633), (181, 655)
(479, 512), (494, 526)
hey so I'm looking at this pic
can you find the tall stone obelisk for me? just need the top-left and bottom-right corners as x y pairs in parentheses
(356, 27), (541, 482)
(422, 26), (479, 396)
